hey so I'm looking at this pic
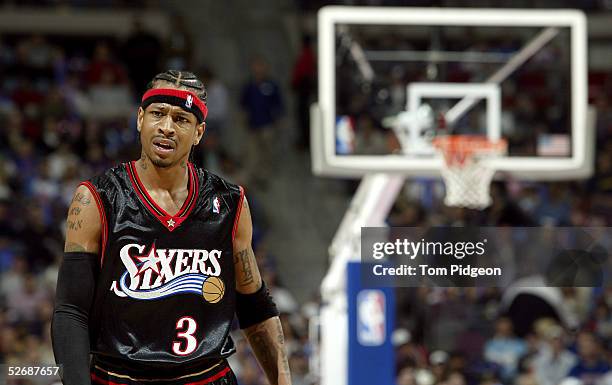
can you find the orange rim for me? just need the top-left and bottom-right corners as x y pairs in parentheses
(432, 135), (507, 165)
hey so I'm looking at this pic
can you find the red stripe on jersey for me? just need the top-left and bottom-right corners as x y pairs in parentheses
(125, 161), (198, 232)
(91, 373), (125, 385)
(232, 186), (245, 242)
(178, 163), (199, 219)
(184, 366), (231, 385)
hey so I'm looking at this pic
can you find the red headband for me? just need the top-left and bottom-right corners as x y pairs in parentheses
(141, 88), (208, 123)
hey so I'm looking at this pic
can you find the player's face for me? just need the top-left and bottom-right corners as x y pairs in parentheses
(137, 103), (205, 168)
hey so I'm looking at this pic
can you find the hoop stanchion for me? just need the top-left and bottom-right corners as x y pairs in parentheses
(432, 135), (507, 209)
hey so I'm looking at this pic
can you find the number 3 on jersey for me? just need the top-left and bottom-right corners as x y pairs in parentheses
(173, 316), (198, 355)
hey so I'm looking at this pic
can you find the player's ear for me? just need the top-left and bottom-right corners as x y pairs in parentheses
(137, 107), (144, 132)
(194, 122), (205, 145)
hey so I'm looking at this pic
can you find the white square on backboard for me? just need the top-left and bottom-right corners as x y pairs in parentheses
(407, 82), (502, 141)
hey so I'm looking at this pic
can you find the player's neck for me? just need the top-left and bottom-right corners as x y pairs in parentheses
(136, 156), (189, 192)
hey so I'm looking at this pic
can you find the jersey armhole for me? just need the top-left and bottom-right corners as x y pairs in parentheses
(79, 181), (108, 267)
(231, 186), (245, 243)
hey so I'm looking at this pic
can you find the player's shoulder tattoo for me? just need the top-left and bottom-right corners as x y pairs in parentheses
(71, 191), (92, 207)
(67, 187), (92, 232)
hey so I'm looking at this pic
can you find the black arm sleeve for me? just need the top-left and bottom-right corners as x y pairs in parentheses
(51, 252), (98, 385)
(236, 281), (279, 329)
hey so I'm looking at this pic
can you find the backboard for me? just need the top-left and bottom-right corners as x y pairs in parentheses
(311, 6), (594, 180)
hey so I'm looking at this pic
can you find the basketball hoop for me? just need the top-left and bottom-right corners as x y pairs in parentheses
(432, 135), (507, 209)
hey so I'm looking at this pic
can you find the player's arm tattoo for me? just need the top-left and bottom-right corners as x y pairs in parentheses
(233, 247), (261, 289)
(244, 317), (291, 385)
(67, 219), (83, 230)
(64, 186), (100, 253)
(66, 192), (89, 233)
(71, 192), (91, 206)
(233, 197), (263, 290)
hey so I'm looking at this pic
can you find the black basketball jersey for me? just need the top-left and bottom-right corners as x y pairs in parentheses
(83, 161), (243, 368)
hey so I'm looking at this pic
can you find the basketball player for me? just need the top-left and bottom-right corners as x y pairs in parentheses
(51, 70), (291, 385)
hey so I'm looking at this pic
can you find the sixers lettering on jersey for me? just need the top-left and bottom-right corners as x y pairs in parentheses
(110, 242), (225, 302)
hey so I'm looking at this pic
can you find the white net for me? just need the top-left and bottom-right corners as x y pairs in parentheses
(439, 158), (497, 209)
(433, 136), (507, 209)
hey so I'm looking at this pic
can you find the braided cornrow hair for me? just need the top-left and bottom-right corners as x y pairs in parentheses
(147, 69), (208, 105)
(146, 70), (208, 166)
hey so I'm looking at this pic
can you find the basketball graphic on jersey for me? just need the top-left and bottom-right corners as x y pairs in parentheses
(202, 276), (225, 303)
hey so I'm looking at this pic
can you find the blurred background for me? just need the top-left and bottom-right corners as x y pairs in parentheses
(0, 1), (611, 385)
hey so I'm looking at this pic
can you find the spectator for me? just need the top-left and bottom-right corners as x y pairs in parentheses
(31, 162), (60, 202)
(353, 114), (388, 155)
(6, 273), (48, 325)
(567, 331), (611, 385)
(291, 35), (316, 150)
(592, 152), (612, 194)
(396, 366), (419, 385)
(19, 204), (61, 268)
(87, 67), (133, 120)
(23, 35), (54, 70)
(0, 236), (16, 274)
(534, 184), (572, 225)
(429, 350), (450, 383)
(484, 317), (527, 380)
(0, 166), (12, 201)
(289, 351), (311, 385)
(533, 324), (578, 385)
(198, 67), (229, 172)
(12, 139), (39, 190)
(443, 372), (467, 385)
(240, 56), (284, 187)
(11, 78), (44, 142)
(261, 261), (298, 315)
(237, 355), (266, 385)
(121, 17), (162, 97)
(588, 302), (612, 341)
(85, 42), (127, 86)
(47, 142), (78, 181)
(165, 14), (193, 70)
(41, 85), (68, 120)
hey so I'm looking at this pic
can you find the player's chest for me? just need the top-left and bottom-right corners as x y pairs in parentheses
(109, 182), (234, 236)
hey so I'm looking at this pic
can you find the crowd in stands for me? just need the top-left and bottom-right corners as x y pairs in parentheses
(393, 286), (611, 385)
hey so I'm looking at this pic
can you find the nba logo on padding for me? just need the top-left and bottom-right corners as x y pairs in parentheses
(212, 196), (220, 214)
(185, 94), (193, 108)
(356, 290), (385, 346)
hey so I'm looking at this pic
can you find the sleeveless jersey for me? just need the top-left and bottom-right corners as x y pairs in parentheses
(83, 161), (244, 369)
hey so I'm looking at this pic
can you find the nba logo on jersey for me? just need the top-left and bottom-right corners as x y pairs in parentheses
(212, 196), (220, 214)
(185, 94), (193, 108)
(356, 290), (386, 346)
